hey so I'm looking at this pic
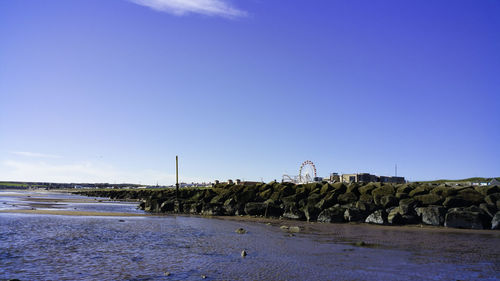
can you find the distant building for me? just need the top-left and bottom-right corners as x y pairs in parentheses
(339, 173), (405, 184)
(489, 179), (500, 186)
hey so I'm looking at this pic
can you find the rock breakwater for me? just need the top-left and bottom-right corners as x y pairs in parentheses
(74, 182), (500, 230)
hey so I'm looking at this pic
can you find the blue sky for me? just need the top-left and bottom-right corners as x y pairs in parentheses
(0, 0), (499, 184)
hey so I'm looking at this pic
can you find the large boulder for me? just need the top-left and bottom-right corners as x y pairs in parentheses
(338, 192), (358, 205)
(492, 212), (500, 230)
(222, 198), (238, 216)
(387, 206), (419, 224)
(365, 210), (387, 225)
(431, 185), (458, 197)
(317, 206), (345, 223)
(244, 202), (267, 216)
(387, 208), (405, 225)
(479, 203), (497, 218)
(282, 203), (305, 220)
(160, 200), (175, 212)
(303, 205), (322, 222)
(380, 195), (398, 208)
(359, 183), (379, 195)
(474, 185), (500, 196)
(372, 185), (395, 199)
(443, 188), (485, 208)
(444, 207), (490, 229)
(344, 207), (367, 222)
(314, 191), (338, 210)
(201, 203), (225, 216)
(485, 193), (500, 206)
(416, 206), (446, 226)
(408, 185), (433, 197)
(414, 193), (444, 206)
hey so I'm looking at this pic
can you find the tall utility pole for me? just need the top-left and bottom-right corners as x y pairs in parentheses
(395, 164), (398, 177)
(176, 155), (179, 199)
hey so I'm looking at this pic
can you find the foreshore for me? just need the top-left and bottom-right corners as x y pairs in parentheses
(74, 181), (500, 230)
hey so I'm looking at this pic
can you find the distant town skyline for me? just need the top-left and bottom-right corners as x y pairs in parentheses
(1, 0), (499, 184)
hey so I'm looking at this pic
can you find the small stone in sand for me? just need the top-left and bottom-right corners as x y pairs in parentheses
(288, 226), (300, 233)
(235, 228), (247, 234)
(201, 274), (207, 279)
(241, 250), (247, 257)
(164, 272), (171, 276)
(280, 225), (289, 230)
(355, 241), (366, 247)
(119, 219), (125, 222)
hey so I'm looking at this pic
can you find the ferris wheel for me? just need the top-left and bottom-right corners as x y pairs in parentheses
(298, 160), (317, 183)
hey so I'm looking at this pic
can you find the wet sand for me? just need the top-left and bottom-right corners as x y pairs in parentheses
(0, 209), (149, 216)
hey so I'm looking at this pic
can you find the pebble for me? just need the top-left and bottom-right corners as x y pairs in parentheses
(288, 226), (300, 233)
(164, 272), (171, 276)
(119, 220), (125, 222)
(235, 228), (247, 234)
(241, 250), (247, 257)
(280, 225), (289, 230)
(201, 274), (207, 279)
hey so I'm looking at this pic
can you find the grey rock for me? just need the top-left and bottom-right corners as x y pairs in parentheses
(365, 210), (387, 225)
(492, 212), (500, 230)
(444, 207), (489, 229)
(317, 206), (345, 223)
(416, 206), (446, 226)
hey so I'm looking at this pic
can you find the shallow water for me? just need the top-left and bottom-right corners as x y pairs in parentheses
(1, 190), (499, 280)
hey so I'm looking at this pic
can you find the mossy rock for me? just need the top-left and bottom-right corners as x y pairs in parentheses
(359, 193), (374, 204)
(485, 193), (500, 206)
(395, 192), (409, 199)
(331, 182), (347, 193)
(396, 185), (413, 194)
(338, 192), (358, 205)
(414, 193), (444, 206)
(359, 183), (378, 195)
(474, 185), (500, 196)
(346, 183), (362, 195)
(259, 188), (273, 200)
(408, 185), (433, 197)
(380, 195), (399, 208)
(443, 189), (484, 208)
(372, 185), (395, 201)
(315, 191), (338, 209)
(307, 193), (323, 206)
(431, 185), (458, 197)
(320, 183), (333, 195)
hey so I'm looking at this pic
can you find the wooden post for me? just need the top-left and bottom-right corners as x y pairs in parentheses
(176, 155), (179, 199)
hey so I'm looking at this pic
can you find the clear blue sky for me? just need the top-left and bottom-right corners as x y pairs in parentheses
(0, 0), (499, 184)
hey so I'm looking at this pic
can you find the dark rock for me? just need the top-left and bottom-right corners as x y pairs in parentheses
(160, 200), (175, 212)
(431, 185), (458, 197)
(372, 185), (395, 198)
(307, 193), (323, 206)
(338, 192), (358, 205)
(244, 202), (267, 216)
(331, 182), (347, 193)
(317, 206), (345, 223)
(444, 207), (489, 229)
(396, 185), (413, 194)
(264, 201), (284, 217)
(201, 203), (224, 216)
(223, 198), (238, 215)
(303, 205), (321, 222)
(474, 185), (500, 196)
(359, 183), (379, 195)
(408, 185), (433, 197)
(479, 203), (497, 218)
(282, 203), (305, 220)
(355, 201), (375, 213)
(365, 210), (387, 224)
(380, 195), (398, 208)
(387, 208), (404, 225)
(235, 228), (247, 234)
(492, 212), (500, 230)
(443, 189), (484, 208)
(344, 207), (367, 222)
(414, 193), (444, 206)
(416, 206), (446, 226)
(320, 183), (333, 195)
(485, 193), (500, 206)
(358, 194), (374, 204)
(395, 192), (409, 199)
